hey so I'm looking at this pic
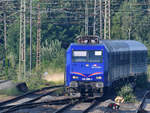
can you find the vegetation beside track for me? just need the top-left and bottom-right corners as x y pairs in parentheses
(0, 87), (23, 96)
(117, 67), (150, 103)
(20, 70), (64, 91)
(118, 84), (136, 103)
(0, 71), (64, 96)
(0, 40), (65, 96)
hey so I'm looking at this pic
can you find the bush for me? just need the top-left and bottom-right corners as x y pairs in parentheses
(24, 70), (47, 90)
(0, 87), (22, 96)
(118, 84), (136, 103)
(41, 39), (65, 71)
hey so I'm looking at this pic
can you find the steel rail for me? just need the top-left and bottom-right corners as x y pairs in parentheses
(1, 97), (81, 113)
(0, 85), (63, 107)
(0, 88), (61, 112)
(82, 99), (100, 113)
(136, 91), (150, 113)
(53, 97), (101, 113)
(0, 80), (8, 84)
(23, 88), (59, 104)
(53, 99), (80, 113)
(0, 101), (66, 111)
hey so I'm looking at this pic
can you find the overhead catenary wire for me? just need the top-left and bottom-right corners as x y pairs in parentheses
(0, 0), (149, 75)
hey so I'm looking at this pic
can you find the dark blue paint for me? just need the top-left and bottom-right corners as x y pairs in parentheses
(66, 44), (106, 86)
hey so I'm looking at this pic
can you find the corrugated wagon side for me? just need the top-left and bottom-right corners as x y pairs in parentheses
(103, 40), (147, 87)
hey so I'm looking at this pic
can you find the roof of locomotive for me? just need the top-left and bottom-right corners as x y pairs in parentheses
(67, 43), (104, 51)
(68, 40), (147, 52)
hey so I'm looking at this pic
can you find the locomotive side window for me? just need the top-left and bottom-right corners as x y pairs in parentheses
(89, 51), (103, 63)
(72, 51), (87, 62)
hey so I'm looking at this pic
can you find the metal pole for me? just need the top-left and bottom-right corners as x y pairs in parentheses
(19, 0), (23, 81)
(99, 0), (102, 39)
(30, 0), (32, 75)
(23, 0), (26, 78)
(19, 0), (26, 80)
(104, 0), (111, 40)
(4, 12), (7, 50)
(36, 2), (41, 68)
(93, 0), (96, 35)
(108, 0), (111, 39)
(104, 0), (107, 40)
(85, 0), (88, 35)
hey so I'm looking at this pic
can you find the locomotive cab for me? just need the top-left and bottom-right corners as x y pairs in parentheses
(65, 36), (105, 97)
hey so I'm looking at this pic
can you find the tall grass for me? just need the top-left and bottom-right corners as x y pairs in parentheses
(41, 39), (65, 72)
(22, 40), (66, 90)
(24, 70), (47, 90)
(0, 52), (17, 80)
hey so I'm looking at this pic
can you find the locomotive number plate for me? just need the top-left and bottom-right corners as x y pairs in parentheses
(82, 78), (93, 80)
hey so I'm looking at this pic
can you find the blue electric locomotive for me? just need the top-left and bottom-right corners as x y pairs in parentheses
(65, 35), (147, 97)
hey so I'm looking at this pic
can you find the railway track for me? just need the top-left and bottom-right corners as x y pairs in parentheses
(53, 97), (102, 113)
(0, 80), (8, 84)
(136, 90), (150, 113)
(1, 97), (82, 113)
(53, 99), (80, 113)
(2, 96), (102, 113)
(0, 85), (63, 111)
(83, 99), (100, 113)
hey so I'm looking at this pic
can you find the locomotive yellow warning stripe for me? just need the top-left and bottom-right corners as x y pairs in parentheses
(71, 72), (87, 77)
(71, 72), (103, 78)
(88, 72), (103, 77)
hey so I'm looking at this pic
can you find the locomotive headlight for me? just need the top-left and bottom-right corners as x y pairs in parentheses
(96, 82), (104, 88)
(96, 76), (102, 79)
(72, 76), (78, 79)
(70, 81), (78, 87)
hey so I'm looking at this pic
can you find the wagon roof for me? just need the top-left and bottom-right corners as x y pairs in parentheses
(102, 40), (147, 52)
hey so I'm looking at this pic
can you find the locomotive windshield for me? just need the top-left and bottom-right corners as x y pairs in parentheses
(72, 51), (87, 62)
(72, 50), (103, 63)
